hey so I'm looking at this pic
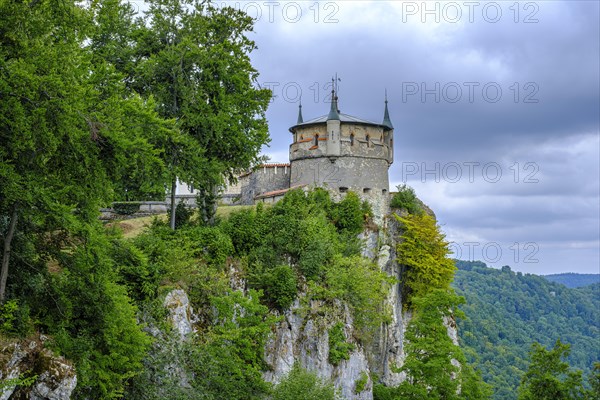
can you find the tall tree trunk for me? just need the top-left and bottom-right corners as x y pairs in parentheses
(0, 205), (19, 303)
(170, 177), (177, 230)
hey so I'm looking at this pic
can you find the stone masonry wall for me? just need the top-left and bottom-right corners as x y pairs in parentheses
(240, 165), (291, 205)
(290, 156), (390, 195)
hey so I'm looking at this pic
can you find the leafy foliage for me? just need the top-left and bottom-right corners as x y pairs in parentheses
(453, 261), (600, 399)
(375, 289), (491, 400)
(271, 364), (337, 400)
(355, 371), (370, 394)
(316, 256), (395, 338)
(131, 0), (272, 226)
(328, 322), (355, 366)
(518, 340), (586, 400)
(390, 184), (421, 214)
(125, 222), (276, 399)
(395, 212), (456, 304)
(0, 299), (18, 334)
(174, 201), (193, 229)
(542, 273), (599, 288)
(11, 227), (153, 399)
(256, 265), (298, 311)
(112, 202), (142, 215)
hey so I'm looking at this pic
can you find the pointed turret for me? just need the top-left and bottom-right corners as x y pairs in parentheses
(327, 89), (340, 121)
(382, 91), (393, 130)
(297, 100), (303, 124)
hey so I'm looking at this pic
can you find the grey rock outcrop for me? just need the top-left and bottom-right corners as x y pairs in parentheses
(0, 336), (76, 400)
(264, 299), (373, 400)
(163, 289), (196, 338)
(264, 209), (413, 399)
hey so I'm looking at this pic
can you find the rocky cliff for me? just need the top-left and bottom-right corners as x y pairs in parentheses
(154, 208), (423, 399)
(260, 212), (413, 399)
(0, 336), (76, 400)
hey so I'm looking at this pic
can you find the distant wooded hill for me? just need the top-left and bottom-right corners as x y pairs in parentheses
(452, 260), (599, 400)
(542, 272), (600, 288)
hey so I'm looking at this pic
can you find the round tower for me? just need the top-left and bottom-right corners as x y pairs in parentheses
(289, 89), (394, 196)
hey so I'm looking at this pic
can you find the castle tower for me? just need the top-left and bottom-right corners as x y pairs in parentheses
(289, 89), (394, 196)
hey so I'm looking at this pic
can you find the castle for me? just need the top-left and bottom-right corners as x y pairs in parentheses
(176, 87), (394, 207)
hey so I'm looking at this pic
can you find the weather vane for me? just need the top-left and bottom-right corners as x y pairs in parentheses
(332, 74), (341, 95)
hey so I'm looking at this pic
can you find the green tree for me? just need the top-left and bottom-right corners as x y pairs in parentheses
(133, 0), (271, 228)
(0, 0), (169, 301)
(589, 362), (600, 399)
(376, 289), (490, 400)
(271, 364), (337, 400)
(390, 184), (421, 214)
(395, 213), (456, 304)
(518, 340), (586, 400)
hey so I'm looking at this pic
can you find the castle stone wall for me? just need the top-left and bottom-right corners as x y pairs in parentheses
(290, 156), (389, 195)
(240, 165), (291, 205)
(290, 125), (392, 164)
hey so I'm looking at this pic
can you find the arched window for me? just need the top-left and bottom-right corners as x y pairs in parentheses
(314, 134), (319, 146)
(350, 134), (354, 146)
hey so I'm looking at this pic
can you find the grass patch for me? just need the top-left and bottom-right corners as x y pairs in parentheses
(107, 215), (167, 239)
(107, 205), (255, 239)
(216, 205), (257, 218)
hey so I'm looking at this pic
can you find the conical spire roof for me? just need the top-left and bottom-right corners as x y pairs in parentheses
(382, 91), (393, 129)
(297, 100), (303, 124)
(327, 89), (340, 121)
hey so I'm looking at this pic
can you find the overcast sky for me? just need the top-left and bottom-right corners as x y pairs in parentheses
(218, 0), (599, 275)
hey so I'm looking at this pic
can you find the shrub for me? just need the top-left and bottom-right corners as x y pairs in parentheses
(111, 239), (159, 303)
(272, 363), (337, 400)
(112, 201), (141, 215)
(191, 226), (234, 268)
(390, 184), (421, 214)
(320, 256), (395, 338)
(221, 208), (265, 256)
(174, 201), (192, 228)
(395, 212), (456, 305)
(0, 299), (18, 334)
(355, 371), (369, 394)
(328, 322), (355, 366)
(260, 265), (298, 311)
(330, 191), (364, 235)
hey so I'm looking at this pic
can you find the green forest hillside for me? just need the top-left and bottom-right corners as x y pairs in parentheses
(543, 273), (600, 288)
(453, 261), (600, 400)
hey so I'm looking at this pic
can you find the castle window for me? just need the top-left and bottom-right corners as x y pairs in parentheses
(314, 134), (319, 146)
(363, 188), (371, 194)
(350, 134), (354, 146)
(339, 187), (348, 193)
(382, 189), (388, 194)
(366, 135), (370, 147)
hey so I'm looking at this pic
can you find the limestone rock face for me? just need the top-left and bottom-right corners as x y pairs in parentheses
(0, 336), (76, 400)
(163, 289), (195, 338)
(263, 210), (413, 399)
(363, 217), (410, 387)
(263, 300), (373, 400)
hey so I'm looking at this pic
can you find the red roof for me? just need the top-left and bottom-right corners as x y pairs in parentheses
(254, 184), (307, 200)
